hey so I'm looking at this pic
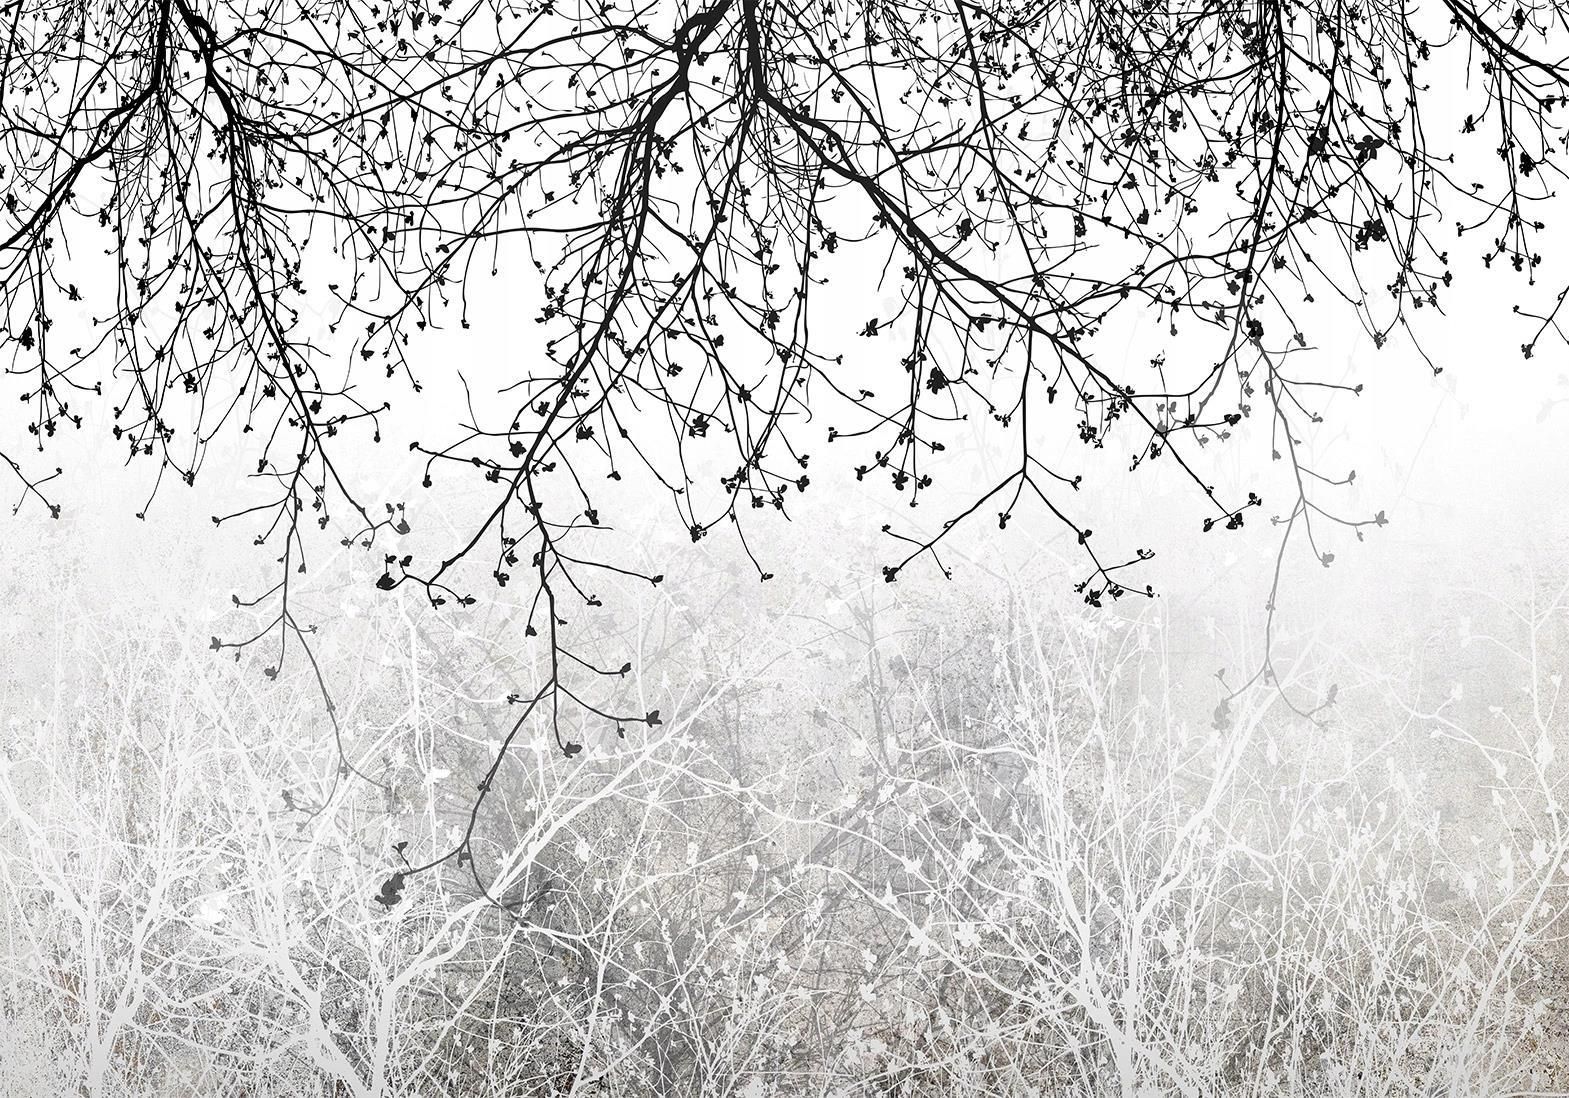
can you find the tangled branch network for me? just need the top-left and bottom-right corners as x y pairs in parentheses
(2, 0), (1565, 844)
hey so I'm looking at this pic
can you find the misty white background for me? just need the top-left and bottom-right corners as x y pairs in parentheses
(3, 236), (1563, 695)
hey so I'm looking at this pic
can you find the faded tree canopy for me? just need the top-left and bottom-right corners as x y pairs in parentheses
(1, 0), (1563, 764)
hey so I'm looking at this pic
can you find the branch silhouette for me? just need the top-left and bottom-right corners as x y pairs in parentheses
(2, 0), (1564, 892)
